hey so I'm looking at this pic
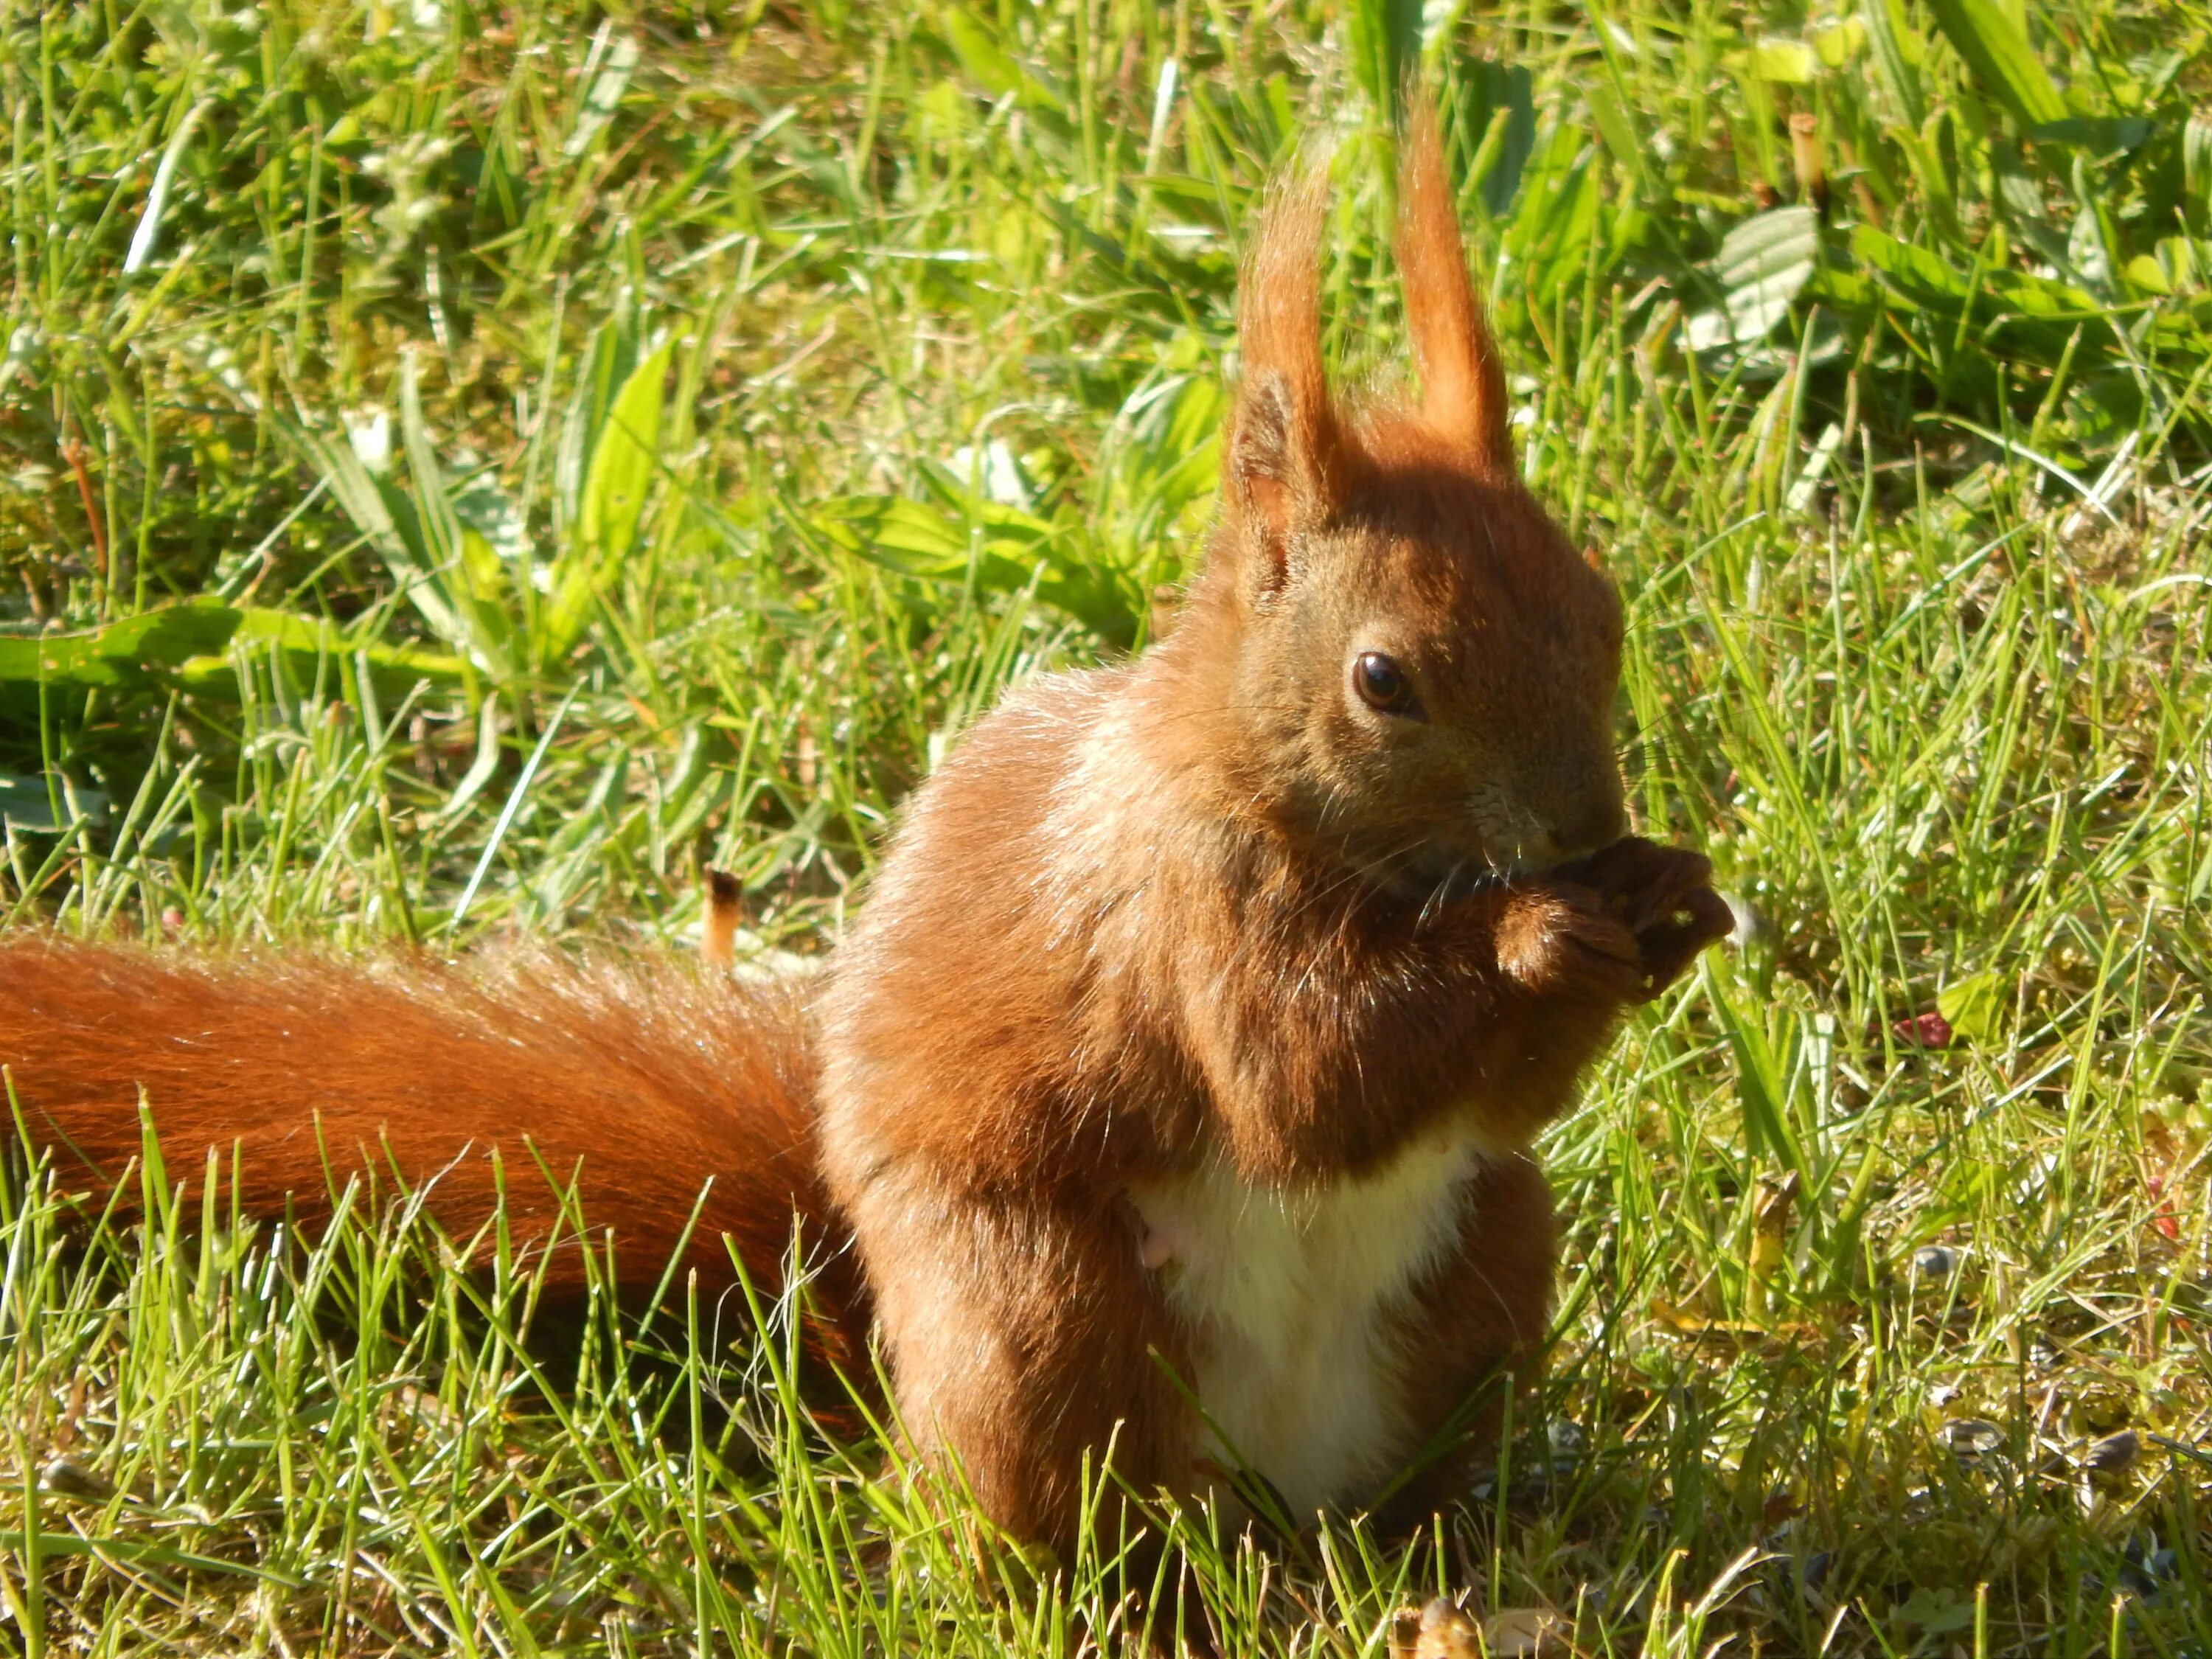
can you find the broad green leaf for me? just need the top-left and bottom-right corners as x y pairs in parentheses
(1458, 59), (1535, 219)
(580, 342), (669, 564)
(2032, 116), (2153, 153)
(1691, 206), (1821, 347)
(2186, 114), (2212, 232)
(813, 491), (1144, 643)
(2123, 254), (2170, 296)
(1585, 82), (1645, 178)
(0, 773), (109, 830)
(939, 7), (1025, 102)
(817, 495), (972, 578)
(0, 597), (243, 688)
(1862, 0), (1927, 128)
(1891, 1589), (1979, 1638)
(1705, 968), (1813, 1187)
(1749, 38), (1817, 83)
(938, 7), (1061, 114)
(273, 409), (507, 672)
(1504, 126), (1601, 310)
(175, 608), (467, 702)
(1921, 0), (2065, 129)
(1813, 18), (1866, 67)
(543, 341), (671, 664)
(1936, 971), (2007, 1043)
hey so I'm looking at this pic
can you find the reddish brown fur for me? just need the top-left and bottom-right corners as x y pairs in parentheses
(0, 105), (1733, 1563)
(1395, 109), (1512, 472)
(0, 942), (866, 1371)
(814, 130), (1731, 1549)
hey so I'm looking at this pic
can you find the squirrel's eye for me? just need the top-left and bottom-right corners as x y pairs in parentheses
(1352, 651), (1418, 716)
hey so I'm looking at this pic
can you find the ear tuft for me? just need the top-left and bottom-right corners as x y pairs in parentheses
(1396, 104), (1514, 475)
(1231, 371), (1296, 526)
(1223, 167), (1348, 594)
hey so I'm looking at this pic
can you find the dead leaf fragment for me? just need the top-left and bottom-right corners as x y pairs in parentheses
(1391, 1597), (1478, 1659)
(1422, 1598), (1481, 1659)
(1484, 1606), (1572, 1658)
(1390, 1596), (1574, 1659)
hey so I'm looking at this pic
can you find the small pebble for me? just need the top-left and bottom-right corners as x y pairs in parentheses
(2115, 1545), (2179, 1600)
(39, 1455), (115, 1500)
(1942, 1418), (2005, 1462)
(1481, 1607), (1569, 1659)
(1777, 1549), (1832, 1608)
(2085, 1430), (2138, 1475)
(1911, 1245), (1959, 1280)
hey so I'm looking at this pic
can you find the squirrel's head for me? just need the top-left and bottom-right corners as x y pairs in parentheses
(1180, 111), (1627, 893)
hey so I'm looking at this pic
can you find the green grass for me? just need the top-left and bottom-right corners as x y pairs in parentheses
(4, 0), (2212, 1651)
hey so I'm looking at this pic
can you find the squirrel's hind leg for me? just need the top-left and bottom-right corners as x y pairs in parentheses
(846, 1176), (1197, 1557)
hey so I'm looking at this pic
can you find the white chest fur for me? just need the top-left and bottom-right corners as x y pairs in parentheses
(1130, 1130), (1486, 1520)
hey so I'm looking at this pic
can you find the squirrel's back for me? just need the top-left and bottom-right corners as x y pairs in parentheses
(0, 937), (866, 1357)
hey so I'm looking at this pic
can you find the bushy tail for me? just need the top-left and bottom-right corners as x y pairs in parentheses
(0, 936), (868, 1368)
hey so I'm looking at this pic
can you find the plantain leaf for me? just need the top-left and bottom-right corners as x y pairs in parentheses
(580, 342), (669, 568)
(1458, 60), (1535, 219)
(2187, 114), (2212, 234)
(1705, 968), (1813, 1187)
(813, 488), (1145, 644)
(175, 608), (467, 703)
(815, 495), (973, 579)
(2033, 116), (2153, 153)
(1689, 206), (1821, 349)
(543, 340), (670, 665)
(0, 597), (243, 689)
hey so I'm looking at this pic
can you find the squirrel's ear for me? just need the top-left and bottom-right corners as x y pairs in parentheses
(1225, 170), (1347, 596)
(1396, 104), (1513, 476)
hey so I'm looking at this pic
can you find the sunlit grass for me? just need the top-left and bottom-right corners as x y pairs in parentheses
(4, 0), (2210, 1651)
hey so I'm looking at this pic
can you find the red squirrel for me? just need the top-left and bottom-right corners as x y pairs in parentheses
(0, 116), (1731, 1557)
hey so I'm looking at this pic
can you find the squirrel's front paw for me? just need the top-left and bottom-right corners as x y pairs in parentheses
(1493, 888), (1644, 1004)
(1554, 837), (1733, 1000)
